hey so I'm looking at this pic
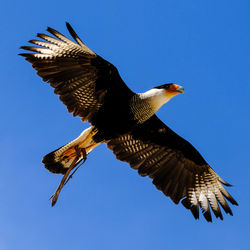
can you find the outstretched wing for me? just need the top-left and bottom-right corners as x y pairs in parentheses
(107, 115), (238, 221)
(20, 22), (133, 122)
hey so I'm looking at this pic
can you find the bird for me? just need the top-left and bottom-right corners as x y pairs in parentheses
(20, 22), (238, 222)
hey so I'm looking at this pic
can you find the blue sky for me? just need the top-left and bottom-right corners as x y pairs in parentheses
(1, 0), (250, 249)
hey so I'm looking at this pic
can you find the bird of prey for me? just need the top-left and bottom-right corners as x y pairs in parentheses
(20, 22), (238, 222)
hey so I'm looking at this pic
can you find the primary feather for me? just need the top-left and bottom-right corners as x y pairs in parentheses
(20, 22), (238, 221)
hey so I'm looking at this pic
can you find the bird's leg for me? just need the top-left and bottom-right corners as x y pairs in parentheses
(50, 145), (86, 207)
(63, 148), (87, 186)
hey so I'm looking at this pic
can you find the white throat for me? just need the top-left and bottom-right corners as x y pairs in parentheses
(130, 88), (173, 124)
(139, 88), (171, 113)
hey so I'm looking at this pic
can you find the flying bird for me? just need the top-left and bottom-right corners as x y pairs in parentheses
(20, 23), (238, 222)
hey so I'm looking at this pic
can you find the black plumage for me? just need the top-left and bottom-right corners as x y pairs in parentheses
(20, 22), (238, 221)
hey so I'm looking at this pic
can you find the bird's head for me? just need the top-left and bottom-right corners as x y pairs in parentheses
(141, 83), (184, 114)
(154, 83), (184, 99)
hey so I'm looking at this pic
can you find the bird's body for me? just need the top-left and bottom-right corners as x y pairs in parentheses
(20, 23), (238, 222)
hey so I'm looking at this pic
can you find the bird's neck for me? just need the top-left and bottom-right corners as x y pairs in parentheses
(130, 88), (171, 123)
(139, 88), (171, 110)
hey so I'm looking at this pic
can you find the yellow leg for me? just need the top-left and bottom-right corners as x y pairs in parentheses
(50, 128), (102, 207)
(60, 127), (99, 161)
(50, 145), (85, 206)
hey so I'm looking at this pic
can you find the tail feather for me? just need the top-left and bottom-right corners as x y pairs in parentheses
(42, 126), (98, 174)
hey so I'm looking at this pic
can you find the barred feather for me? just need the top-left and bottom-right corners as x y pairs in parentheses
(107, 115), (238, 221)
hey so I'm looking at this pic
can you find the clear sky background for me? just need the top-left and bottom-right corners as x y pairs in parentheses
(1, 1), (250, 250)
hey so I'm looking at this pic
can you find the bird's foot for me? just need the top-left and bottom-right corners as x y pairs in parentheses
(50, 146), (87, 206)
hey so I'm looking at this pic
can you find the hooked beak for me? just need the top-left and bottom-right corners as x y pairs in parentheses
(177, 85), (184, 93)
(169, 84), (184, 94)
(164, 84), (184, 99)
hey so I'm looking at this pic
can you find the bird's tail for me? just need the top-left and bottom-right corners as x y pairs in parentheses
(42, 126), (100, 174)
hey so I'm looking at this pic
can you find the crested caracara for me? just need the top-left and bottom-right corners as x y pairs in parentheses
(20, 23), (238, 222)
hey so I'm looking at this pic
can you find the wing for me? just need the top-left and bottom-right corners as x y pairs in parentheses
(107, 115), (238, 221)
(20, 22), (133, 122)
